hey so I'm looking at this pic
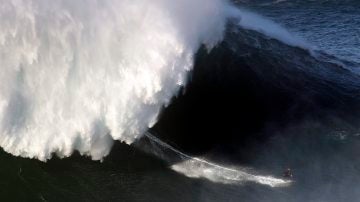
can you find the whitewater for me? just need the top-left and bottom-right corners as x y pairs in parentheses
(0, 0), (308, 161)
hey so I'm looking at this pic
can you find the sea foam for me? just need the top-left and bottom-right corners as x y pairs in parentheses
(0, 0), (227, 160)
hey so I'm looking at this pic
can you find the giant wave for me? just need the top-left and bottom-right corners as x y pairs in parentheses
(0, 0), (314, 161)
(0, 0), (228, 160)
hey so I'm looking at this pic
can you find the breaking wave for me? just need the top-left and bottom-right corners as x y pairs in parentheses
(0, 0), (324, 162)
(0, 0), (228, 160)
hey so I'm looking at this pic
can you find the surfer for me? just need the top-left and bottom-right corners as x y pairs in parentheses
(283, 168), (293, 178)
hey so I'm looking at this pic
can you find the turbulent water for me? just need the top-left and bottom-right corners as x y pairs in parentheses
(0, 0), (228, 160)
(0, 0), (359, 201)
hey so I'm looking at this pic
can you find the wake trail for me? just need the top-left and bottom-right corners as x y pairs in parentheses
(142, 132), (291, 187)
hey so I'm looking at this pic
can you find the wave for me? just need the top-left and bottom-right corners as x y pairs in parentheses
(226, 7), (312, 49)
(1, 0), (359, 163)
(0, 0), (228, 160)
(151, 17), (360, 156)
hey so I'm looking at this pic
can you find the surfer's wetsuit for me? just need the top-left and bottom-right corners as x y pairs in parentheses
(283, 168), (293, 178)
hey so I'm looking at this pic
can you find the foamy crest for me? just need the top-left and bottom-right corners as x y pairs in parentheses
(0, 0), (227, 160)
(226, 6), (313, 49)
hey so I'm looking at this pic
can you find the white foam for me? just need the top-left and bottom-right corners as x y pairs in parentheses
(171, 160), (290, 187)
(226, 6), (314, 50)
(144, 132), (291, 187)
(0, 0), (227, 160)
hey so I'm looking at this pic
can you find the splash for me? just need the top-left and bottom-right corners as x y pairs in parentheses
(226, 7), (312, 49)
(0, 0), (227, 160)
(143, 132), (291, 187)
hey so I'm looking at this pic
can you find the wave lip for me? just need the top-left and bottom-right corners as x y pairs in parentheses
(226, 6), (313, 49)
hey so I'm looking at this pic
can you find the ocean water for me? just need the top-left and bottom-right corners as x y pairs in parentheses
(242, 0), (360, 64)
(0, 0), (359, 201)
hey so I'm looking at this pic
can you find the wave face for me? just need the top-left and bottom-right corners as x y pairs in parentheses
(146, 6), (360, 200)
(0, 0), (228, 160)
(152, 18), (360, 155)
